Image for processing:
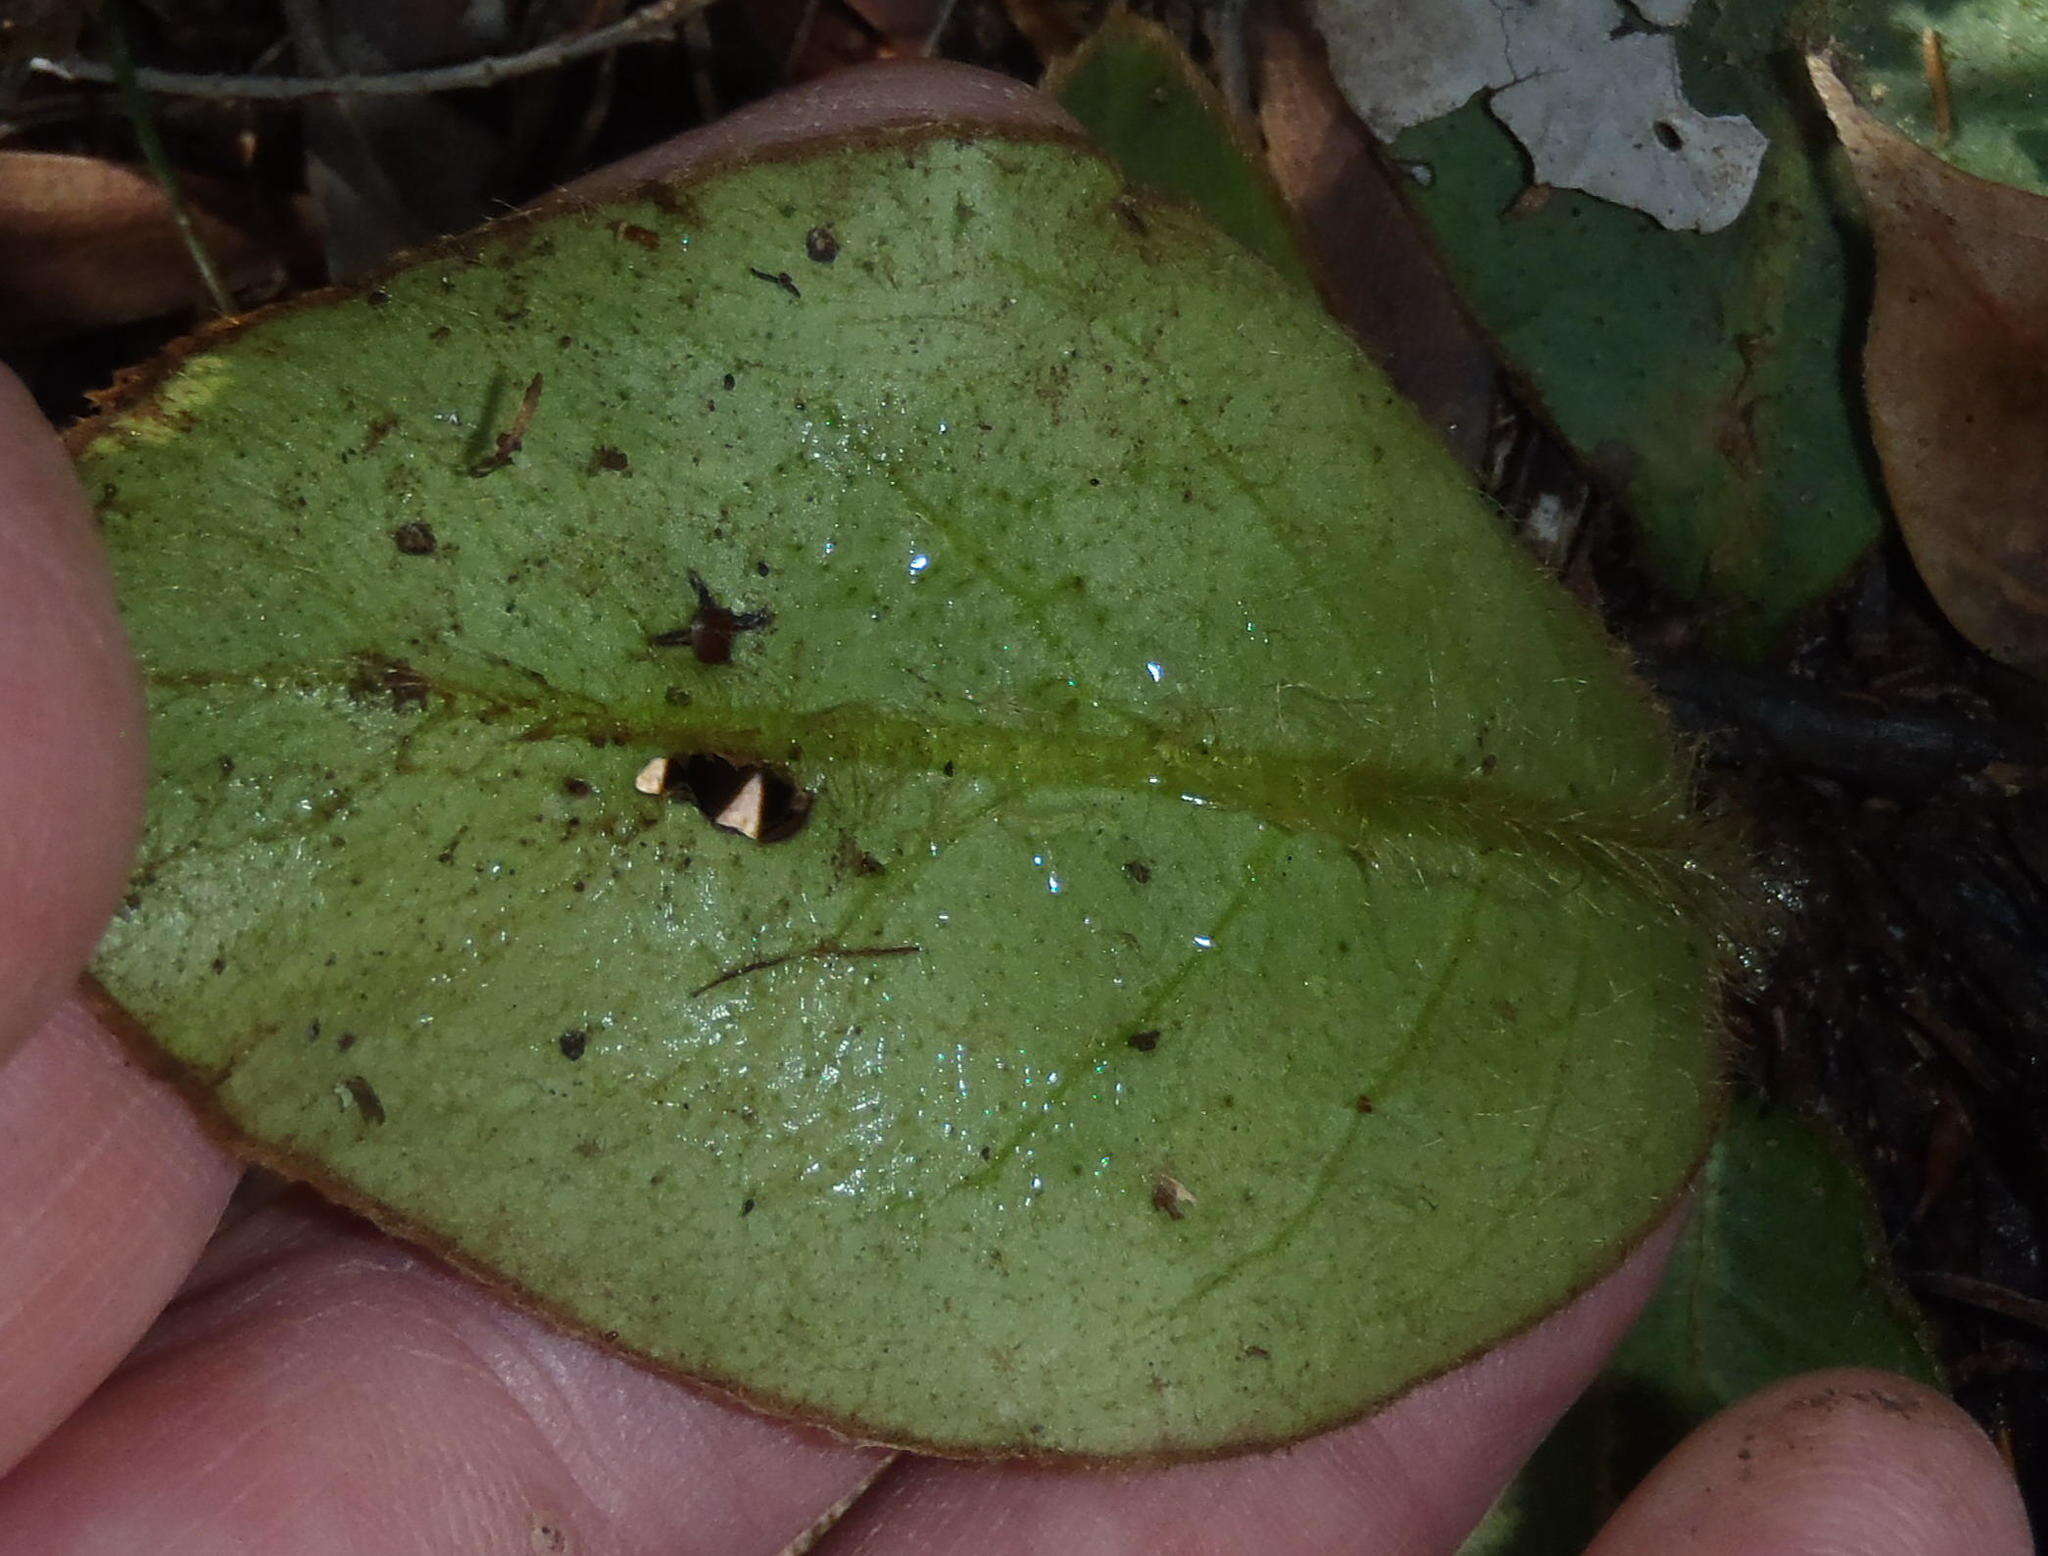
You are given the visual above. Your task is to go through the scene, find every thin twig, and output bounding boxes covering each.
[1206,0,1253,116]
[103,0,235,315]
[283,0,421,269]
[556,43,619,176]
[921,0,962,58]
[690,942,920,1000]
[31,0,711,100]
[683,7,719,122]
[781,0,822,79]
[1921,27,1955,145]
[1913,1271,2048,1334]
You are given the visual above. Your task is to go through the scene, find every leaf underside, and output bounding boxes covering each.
[81,125,1721,1459]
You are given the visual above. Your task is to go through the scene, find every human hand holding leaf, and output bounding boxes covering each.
[0,54,2023,1547]
[75,50,1721,1458]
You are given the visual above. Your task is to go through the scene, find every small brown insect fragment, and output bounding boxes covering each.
[392,521,437,555]
[614,222,660,251]
[805,225,839,263]
[469,373,544,477]
[649,570,773,665]
[343,1075,386,1125]
[1152,1174,1195,1220]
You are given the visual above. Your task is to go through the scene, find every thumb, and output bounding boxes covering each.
[0,366,146,1065]
[1588,1368,2032,1555]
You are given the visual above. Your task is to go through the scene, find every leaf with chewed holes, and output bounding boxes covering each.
[78,118,1724,1458]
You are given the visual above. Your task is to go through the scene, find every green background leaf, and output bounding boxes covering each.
[1046,8,1315,289]
[1461,1098,1941,1552]
[1829,0,2048,195]
[1386,0,1885,653]
[81,125,1719,1457]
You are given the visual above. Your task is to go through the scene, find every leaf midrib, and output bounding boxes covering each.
[150,660,1700,905]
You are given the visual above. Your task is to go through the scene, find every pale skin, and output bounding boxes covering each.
[0,62,2029,1555]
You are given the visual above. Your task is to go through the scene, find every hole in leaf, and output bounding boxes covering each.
[1653,120,1684,151]
[660,753,813,843]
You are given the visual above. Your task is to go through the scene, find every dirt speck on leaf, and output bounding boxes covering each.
[1153,1173,1195,1219]
[392,521,437,555]
[748,266,801,299]
[347,654,431,713]
[342,1075,386,1124]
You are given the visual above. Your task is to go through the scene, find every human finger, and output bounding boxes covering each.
[0,1001,237,1474]
[0,365,146,1068]
[1585,1367,2031,1556]
[0,1194,892,1555]
[816,1214,1684,1554]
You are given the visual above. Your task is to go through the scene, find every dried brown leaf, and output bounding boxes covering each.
[0,152,282,344]
[1000,0,1097,61]
[1811,57,2048,677]
[1254,1,1494,470]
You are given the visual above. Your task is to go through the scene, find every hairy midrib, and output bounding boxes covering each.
[148,662,1707,906]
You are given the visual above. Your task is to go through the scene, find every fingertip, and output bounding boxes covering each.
[558,59,1082,205]
[0,1001,237,1473]
[1588,1367,2032,1556]
[0,367,147,1067]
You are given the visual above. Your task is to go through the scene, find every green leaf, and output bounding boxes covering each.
[1461,1098,1940,1552]
[1828,0,2048,197]
[1339,0,1888,653]
[1313,0,2048,649]
[1046,8,1315,289]
[80,123,1722,1458]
